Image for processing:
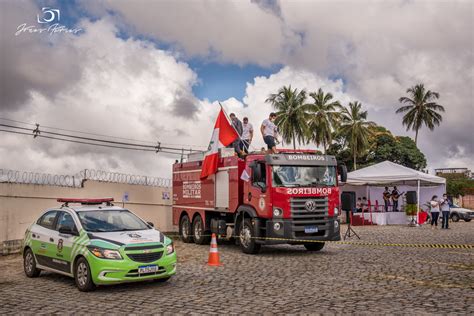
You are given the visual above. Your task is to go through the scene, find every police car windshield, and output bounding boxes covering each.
[77,209,149,232]
[272,165,336,187]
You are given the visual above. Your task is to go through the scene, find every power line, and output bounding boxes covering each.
[0,129,184,155]
[0,117,207,149]
[0,123,205,154]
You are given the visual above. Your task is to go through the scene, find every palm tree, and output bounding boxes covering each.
[396,83,445,145]
[338,101,376,170]
[265,85,309,149]
[307,88,342,153]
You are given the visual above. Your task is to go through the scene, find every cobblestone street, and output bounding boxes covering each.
[1,223,473,314]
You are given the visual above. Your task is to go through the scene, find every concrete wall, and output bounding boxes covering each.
[0,180,174,254]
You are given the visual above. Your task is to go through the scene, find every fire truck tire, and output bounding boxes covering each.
[192,215,211,245]
[304,242,325,251]
[239,218,261,254]
[179,214,193,243]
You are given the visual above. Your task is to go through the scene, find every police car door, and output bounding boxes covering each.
[30,210,59,268]
[49,211,79,273]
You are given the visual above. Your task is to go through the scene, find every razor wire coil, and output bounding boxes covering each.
[0,168,171,188]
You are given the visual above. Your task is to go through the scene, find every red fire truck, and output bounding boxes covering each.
[172,149,347,254]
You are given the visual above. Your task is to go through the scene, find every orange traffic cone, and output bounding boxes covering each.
[207,233,221,266]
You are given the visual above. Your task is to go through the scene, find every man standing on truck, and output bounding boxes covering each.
[241,117,253,154]
[229,113,244,156]
[261,112,278,154]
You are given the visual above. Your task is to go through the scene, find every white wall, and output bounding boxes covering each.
[0,180,174,246]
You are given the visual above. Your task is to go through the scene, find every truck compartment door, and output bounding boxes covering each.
[215,170,229,208]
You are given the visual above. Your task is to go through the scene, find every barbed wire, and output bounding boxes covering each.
[0,168,172,188]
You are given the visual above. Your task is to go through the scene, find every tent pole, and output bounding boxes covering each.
[416,180,420,227]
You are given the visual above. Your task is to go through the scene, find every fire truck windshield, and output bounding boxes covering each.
[272,165,336,187]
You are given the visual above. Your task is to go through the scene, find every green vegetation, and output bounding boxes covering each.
[442,175,474,197]
[267,84,432,171]
[396,83,445,145]
[265,85,309,149]
[306,88,342,153]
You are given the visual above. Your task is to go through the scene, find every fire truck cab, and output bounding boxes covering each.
[172,149,347,254]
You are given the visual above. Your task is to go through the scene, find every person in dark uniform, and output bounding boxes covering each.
[229,113,244,157]
[383,186,391,212]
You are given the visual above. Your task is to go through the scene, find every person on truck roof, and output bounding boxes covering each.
[229,113,245,157]
[261,112,278,154]
[241,117,253,154]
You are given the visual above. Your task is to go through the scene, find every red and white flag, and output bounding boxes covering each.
[200,109,238,180]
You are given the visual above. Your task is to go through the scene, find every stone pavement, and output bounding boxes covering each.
[0,222,473,314]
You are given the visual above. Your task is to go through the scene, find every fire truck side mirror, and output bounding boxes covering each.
[338,164,348,183]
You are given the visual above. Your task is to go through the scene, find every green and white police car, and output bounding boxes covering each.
[22,198,177,291]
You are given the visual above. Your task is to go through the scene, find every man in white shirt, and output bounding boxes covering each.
[241,117,253,154]
[261,113,278,154]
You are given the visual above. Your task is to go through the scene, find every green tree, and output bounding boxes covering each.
[397,83,445,145]
[307,88,342,153]
[338,101,376,170]
[395,136,427,170]
[266,85,309,149]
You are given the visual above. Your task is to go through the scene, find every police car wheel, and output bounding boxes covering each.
[23,248,41,278]
[239,219,261,254]
[304,242,325,251]
[74,257,96,292]
[179,215,193,243]
[193,215,211,245]
[451,213,460,222]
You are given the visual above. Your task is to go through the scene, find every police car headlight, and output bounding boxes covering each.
[273,208,283,217]
[166,243,175,255]
[334,207,339,216]
[87,246,122,260]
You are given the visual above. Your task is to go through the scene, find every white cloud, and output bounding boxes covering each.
[82,0,294,66]
[2,0,473,176]
[0,17,216,178]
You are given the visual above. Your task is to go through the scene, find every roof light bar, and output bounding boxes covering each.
[57,198,114,205]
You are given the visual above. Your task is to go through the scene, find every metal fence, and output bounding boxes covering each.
[0,168,171,188]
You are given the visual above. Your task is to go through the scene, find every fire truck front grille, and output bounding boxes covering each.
[290,197,329,232]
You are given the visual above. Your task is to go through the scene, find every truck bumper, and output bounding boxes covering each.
[262,218,341,244]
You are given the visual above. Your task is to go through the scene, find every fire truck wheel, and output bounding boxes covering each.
[193,215,211,245]
[304,242,325,251]
[179,214,193,243]
[239,218,261,254]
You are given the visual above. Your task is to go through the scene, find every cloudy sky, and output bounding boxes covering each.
[0,0,473,179]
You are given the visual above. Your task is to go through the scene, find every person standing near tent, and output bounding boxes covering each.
[261,112,278,154]
[430,195,440,229]
[440,193,450,229]
[391,186,401,212]
[383,187,391,212]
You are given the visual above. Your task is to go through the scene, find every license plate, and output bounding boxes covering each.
[305,226,318,233]
[138,265,158,274]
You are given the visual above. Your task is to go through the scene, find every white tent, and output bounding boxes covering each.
[345,161,446,225]
[347,161,446,186]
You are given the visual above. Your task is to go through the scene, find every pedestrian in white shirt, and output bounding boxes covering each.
[429,195,440,229]
[440,194,450,229]
[261,113,278,154]
[241,117,253,154]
